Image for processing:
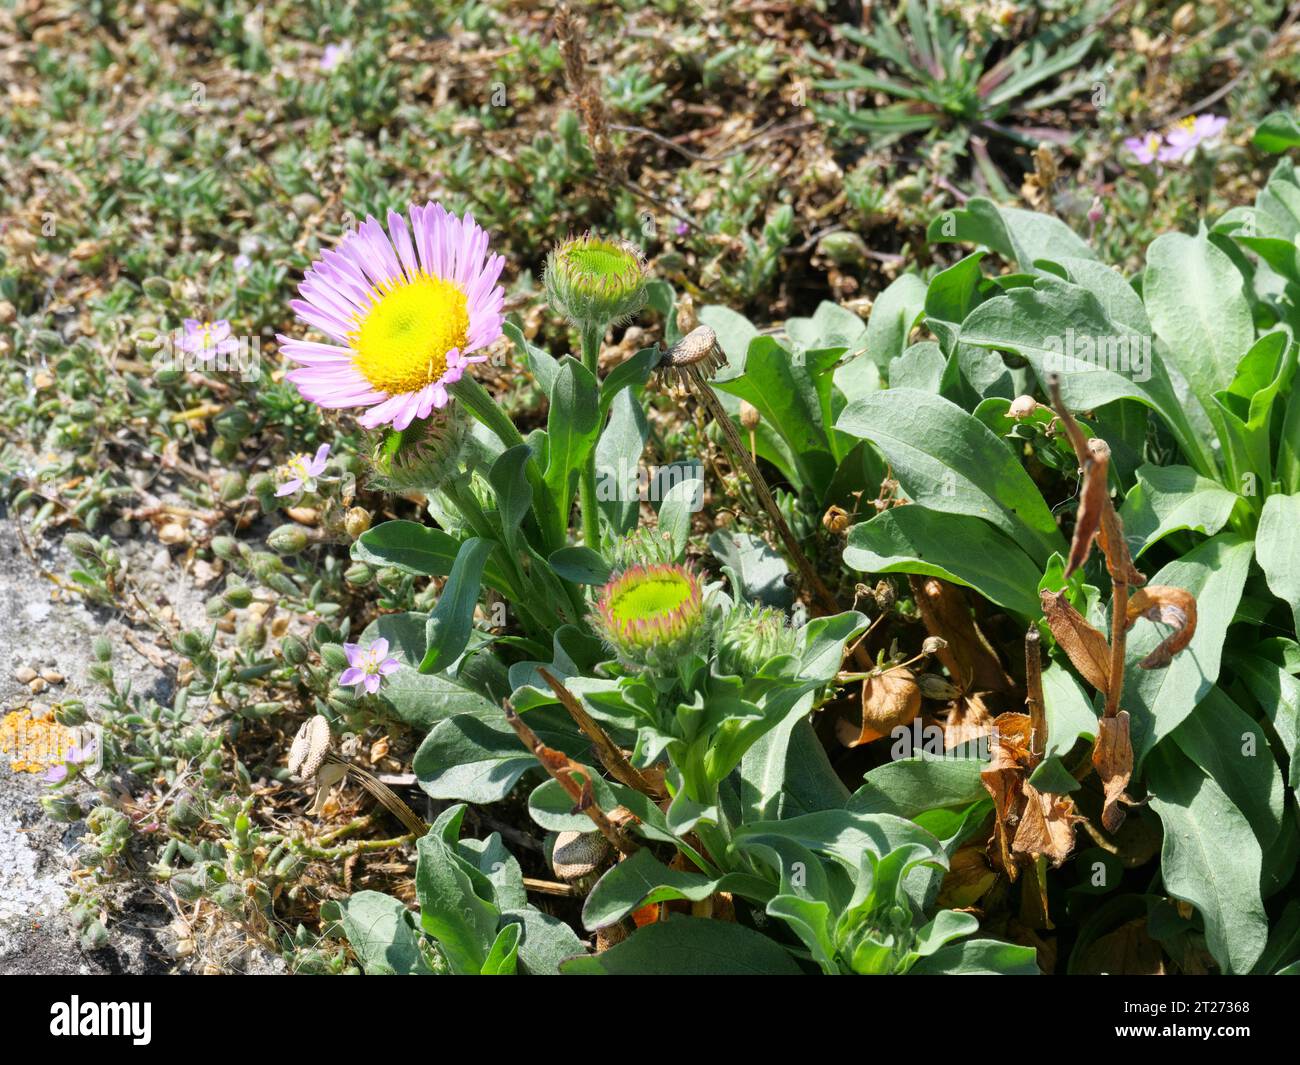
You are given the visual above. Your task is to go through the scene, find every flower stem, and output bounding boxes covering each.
[578,321,604,551]
[449,375,563,551]
[450,375,526,450]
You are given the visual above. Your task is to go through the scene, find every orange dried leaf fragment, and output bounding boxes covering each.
[1039,589,1111,694]
[1093,711,1136,832]
[1126,585,1197,669]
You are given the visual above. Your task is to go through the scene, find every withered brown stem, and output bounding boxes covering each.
[681,366,841,617]
[539,667,665,800]
[1024,628,1046,768]
[327,755,428,839]
[503,703,639,856]
[1047,376,1139,719]
[522,877,580,897]
[1104,578,1129,719]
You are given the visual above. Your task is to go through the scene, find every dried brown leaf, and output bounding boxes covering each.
[1127,585,1197,669]
[910,576,1011,693]
[1040,589,1111,693]
[944,692,995,751]
[1013,783,1084,867]
[1065,439,1109,579]
[1098,505,1146,587]
[1093,711,1136,832]
[981,712,1033,877]
[843,667,921,747]
[937,845,998,909]
[1074,917,1166,975]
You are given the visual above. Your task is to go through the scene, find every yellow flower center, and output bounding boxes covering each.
[610,572,695,626]
[350,275,470,394]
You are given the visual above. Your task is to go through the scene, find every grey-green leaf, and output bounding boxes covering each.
[332,891,435,975]
[1257,492,1300,636]
[560,916,804,975]
[844,505,1042,615]
[1122,533,1254,766]
[420,538,494,674]
[1144,230,1253,404]
[1146,742,1269,975]
[836,388,1065,564]
[1118,464,1240,558]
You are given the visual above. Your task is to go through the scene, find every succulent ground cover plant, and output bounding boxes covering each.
[2,0,1300,985]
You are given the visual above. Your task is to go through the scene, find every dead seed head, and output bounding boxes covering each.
[288,715,333,781]
[660,325,727,381]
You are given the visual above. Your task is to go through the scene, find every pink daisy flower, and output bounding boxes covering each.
[277,204,505,432]
[181,318,240,361]
[1122,131,1164,166]
[275,443,331,497]
[1160,113,1228,162]
[320,42,352,71]
[338,638,400,695]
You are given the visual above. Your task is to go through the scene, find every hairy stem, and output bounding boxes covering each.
[449,375,564,551]
[578,321,604,551]
[684,367,840,615]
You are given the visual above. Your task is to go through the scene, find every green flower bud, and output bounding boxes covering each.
[319,643,349,670]
[817,230,869,267]
[281,635,309,665]
[167,793,203,830]
[544,233,648,331]
[344,561,373,587]
[69,400,97,422]
[366,407,467,494]
[211,535,242,562]
[212,883,245,913]
[214,406,254,442]
[33,329,63,354]
[53,700,87,726]
[40,794,85,822]
[592,562,707,669]
[223,582,253,609]
[275,853,306,880]
[92,635,114,662]
[155,367,184,386]
[237,622,266,651]
[218,471,247,502]
[240,700,283,719]
[717,604,799,675]
[212,436,240,463]
[251,552,282,580]
[142,276,172,298]
[174,630,209,657]
[64,532,99,560]
[79,920,110,951]
[247,471,275,498]
[170,873,204,901]
[268,524,309,555]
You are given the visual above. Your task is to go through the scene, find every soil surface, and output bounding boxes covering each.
[0,514,177,972]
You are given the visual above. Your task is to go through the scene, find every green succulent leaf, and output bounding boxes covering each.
[560,916,804,975]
